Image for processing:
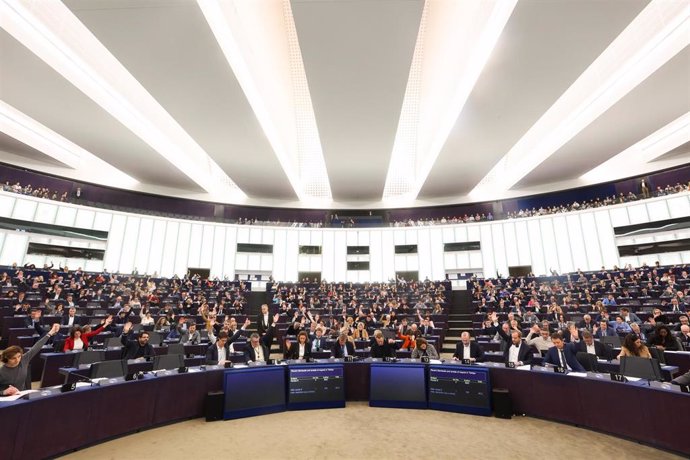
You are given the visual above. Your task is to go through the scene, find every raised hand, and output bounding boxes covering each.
[49,323,61,335]
[123,321,133,333]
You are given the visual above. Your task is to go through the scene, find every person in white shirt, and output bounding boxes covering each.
[525,325,554,352]
[287,331,311,360]
[245,333,269,363]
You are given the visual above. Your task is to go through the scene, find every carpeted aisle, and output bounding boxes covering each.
[61,402,684,460]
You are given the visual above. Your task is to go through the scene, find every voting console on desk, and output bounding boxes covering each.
[369,363,427,409]
[287,364,345,410]
[223,366,286,420]
[427,365,492,416]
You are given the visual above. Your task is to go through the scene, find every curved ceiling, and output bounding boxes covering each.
[0,0,688,209]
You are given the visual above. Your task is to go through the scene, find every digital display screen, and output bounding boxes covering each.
[288,364,345,409]
[223,366,286,419]
[369,363,427,409]
[428,365,491,415]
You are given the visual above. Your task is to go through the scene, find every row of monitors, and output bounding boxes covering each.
[222,364,491,419]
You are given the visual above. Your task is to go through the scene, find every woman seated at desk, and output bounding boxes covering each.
[410,338,439,360]
[617,333,651,359]
[63,316,113,352]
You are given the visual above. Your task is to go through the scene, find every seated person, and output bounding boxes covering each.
[524,325,554,352]
[286,331,311,360]
[1,323,60,395]
[179,322,201,345]
[452,331,484,362]
[120,322,154,361]
[647,324,679,351]
[502,331,532,366]
[574,331,609,359]
[352,322,369,341]
[245,333,270,364]
[543,332,585,372]
[610,316,632,335]
[63,316,112,352]
[593,320,615,338]
[617,333,652,359]
[206,331,232,365]
[397,327,418,351]
[410,338,439,360]
[310,327,327,352]
[370,330,398,359]
[330,333,355,358]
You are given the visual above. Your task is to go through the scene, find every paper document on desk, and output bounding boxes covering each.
[517,365,531,371]
[429,359,443,364]
[567,372,588,378]
[0,389,37,401]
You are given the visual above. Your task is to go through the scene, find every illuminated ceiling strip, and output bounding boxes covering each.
[0,0,245,200]
[470,0,690,199]
[581,112,690,183]
[383,0,518,202]
[198,0,332,202]
[0,101,138,187]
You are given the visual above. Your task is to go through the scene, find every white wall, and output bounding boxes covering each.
[0,191,688,280]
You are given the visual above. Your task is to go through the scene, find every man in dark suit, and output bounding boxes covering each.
[574,331,610,359]
[330,333,355,358]
[543,332,585,372]
[452,332,484,362]
[593,320,616,339]
[61,307,81,327]
[418,317,434,336]
[577,314,595,333]
[369,330,397,358]
[120,322,154,361]
[502,331,532,366]
[206,331,232,365]
[256,304,272,336]
[245,333,270,363]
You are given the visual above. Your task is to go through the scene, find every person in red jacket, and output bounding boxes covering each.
[63,316,113,352]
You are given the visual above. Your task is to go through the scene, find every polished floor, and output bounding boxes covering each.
[62,402,683,460]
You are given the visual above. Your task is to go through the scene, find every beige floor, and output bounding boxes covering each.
[62,402,683,460]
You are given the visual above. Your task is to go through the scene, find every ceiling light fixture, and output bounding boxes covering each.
[0,0,245,200]
[0,101,139,188]
[382,0,518,203]
[581,112,690,183]
[470,0,690,200]
[198,0,332,203]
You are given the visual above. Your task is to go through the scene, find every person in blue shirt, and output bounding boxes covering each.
[602,294,617,307]
[610,316,632,334]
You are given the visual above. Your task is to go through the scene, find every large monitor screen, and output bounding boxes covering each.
[287,364,345,410]
[223,366,286,419]
[369,363,427,409]
[428,365,491,415]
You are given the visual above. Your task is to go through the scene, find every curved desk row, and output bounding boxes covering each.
[1,360,688,459]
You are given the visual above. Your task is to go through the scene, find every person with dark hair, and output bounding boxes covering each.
[120,322,154,361]
[617,333,651,359]
[575,331,609,359]
[206,331,232,365]
[502,330,532,366]
[1,323,60,395]
[543,332,585,372]
[63,316,112,352]
[245,333,270,363]
[331,333,355,358]
[647,324,679,351]
[410,337,439,359]
[286,331,311,360]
